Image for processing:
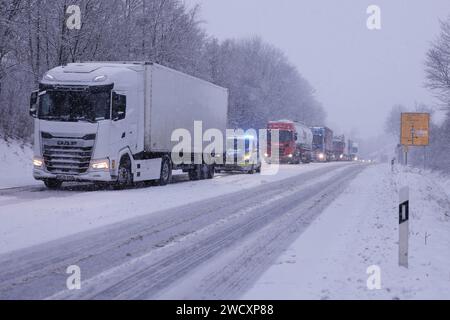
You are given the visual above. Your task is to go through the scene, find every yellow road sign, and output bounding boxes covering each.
[401,113,430,146]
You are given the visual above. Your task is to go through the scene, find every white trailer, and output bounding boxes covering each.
[30,62,228,189]
[293,122,313,152]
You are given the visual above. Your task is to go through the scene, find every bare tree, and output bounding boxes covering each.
[0,0,326,140]
[385,104,406,138]
[0,0,22,95]
[425,16,450,108]
[202,37,326,129]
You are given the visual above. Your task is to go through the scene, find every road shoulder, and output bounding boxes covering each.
[243,164,450,300]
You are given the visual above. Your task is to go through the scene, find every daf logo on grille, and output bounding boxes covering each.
[57,141,77,146]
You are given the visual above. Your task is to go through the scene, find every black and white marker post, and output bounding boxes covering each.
[399,187,410,268]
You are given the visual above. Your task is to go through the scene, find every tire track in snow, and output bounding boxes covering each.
[0,163,362,300]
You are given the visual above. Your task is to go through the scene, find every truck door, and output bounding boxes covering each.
[111,91,131,157]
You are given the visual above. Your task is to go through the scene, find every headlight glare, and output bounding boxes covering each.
[33,157,44,168]
[91,159,110,170]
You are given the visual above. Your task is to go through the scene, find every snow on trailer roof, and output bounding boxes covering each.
[65,61,229,92]
[41,62,142,86]
[269,120,309,126]
[269,119,294,123]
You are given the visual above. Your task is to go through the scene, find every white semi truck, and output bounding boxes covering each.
[29,62,228,189]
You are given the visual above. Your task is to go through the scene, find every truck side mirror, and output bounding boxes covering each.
[294,133,298,141]
[30,91,38,118]
[112,92,126,121]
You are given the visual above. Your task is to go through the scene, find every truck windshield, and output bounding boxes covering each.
[313,135,323,145]
[38,90,111,122]
[228,138,251,152]
[268,130,293,143]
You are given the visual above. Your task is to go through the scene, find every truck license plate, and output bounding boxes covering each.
[57,175,75,181]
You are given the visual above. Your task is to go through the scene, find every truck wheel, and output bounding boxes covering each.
[247,165,256,174]
[159,156,172,186]
[189,165,202,181]
[116,157,133,189]
[207,165,215,179]
[44,179,62,189]
[201,164,210,180]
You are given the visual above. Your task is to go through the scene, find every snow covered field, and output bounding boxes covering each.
[0,139,37,188]
[244,164,450,300]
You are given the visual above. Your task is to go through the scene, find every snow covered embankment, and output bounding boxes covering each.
[244,164,450,300]
[0,139,36,189]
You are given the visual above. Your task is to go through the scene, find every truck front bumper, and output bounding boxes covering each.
[264,155,295,164]
[218,163,257,172]
[33,168,114,183]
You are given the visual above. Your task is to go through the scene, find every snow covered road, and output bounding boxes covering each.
[0,162,365,300]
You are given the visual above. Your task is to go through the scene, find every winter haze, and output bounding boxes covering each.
[1,0,450,302]
[185,0,450,138]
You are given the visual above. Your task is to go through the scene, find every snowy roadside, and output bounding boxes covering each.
[243,164,450,300]
[0,139,38,189]
[0,161,348,255]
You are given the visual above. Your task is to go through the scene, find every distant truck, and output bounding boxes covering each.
[266,120,313,164]
[217,134,261,174]
[348,140,359,161]
[311,126,333,162]
[29,62,228,189]
[332,135,346,161]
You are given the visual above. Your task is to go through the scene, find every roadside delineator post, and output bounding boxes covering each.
[399,187,409,268]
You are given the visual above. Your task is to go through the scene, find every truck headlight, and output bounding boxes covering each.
[319,153,325,160]
[33,157,44,168]
[288,154,293,158]
[244,153,252,161]
[91,159,110,170]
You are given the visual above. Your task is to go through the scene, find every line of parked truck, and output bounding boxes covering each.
[266,120,359,164]
[29,62,359,189]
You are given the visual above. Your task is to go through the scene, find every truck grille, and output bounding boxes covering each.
[41,133,96,175]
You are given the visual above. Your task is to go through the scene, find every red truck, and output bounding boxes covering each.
[266,120,313,164]
[332,135,347,161]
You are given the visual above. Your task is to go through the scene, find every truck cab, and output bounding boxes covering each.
[311,126,333,162]
[332,135,346,161]
[266,120,313,164]
[348,140,360,161]
[30,63,140,188]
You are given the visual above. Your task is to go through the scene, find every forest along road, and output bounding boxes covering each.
[0,163,366,300]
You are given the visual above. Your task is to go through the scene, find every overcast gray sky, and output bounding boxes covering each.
[185,0,449,139]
